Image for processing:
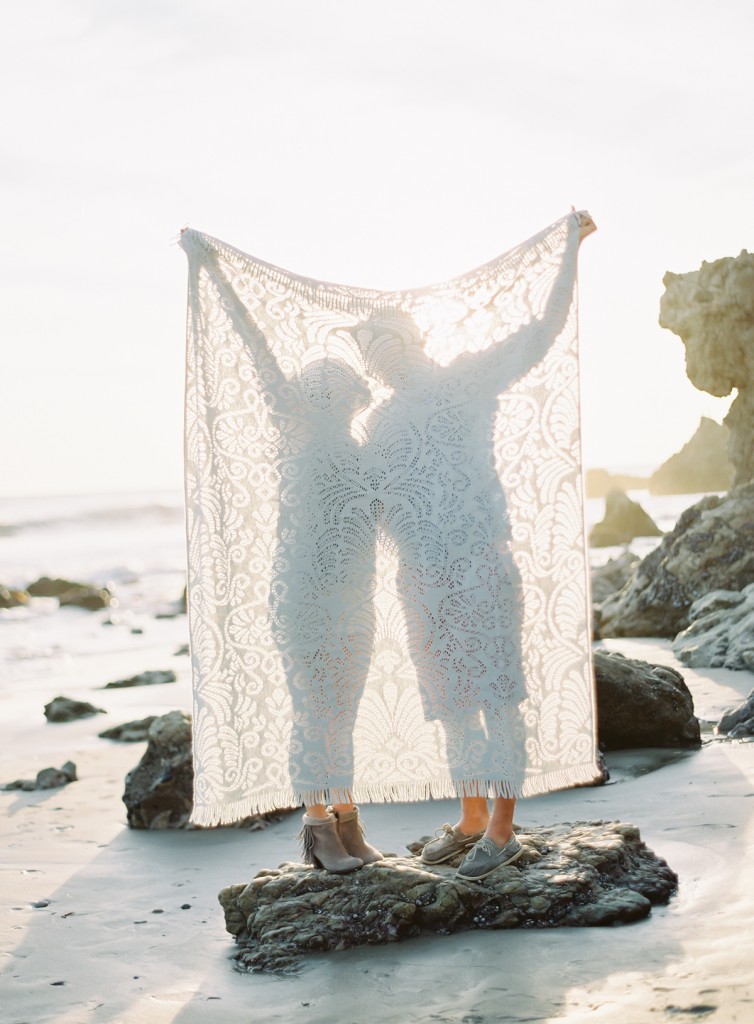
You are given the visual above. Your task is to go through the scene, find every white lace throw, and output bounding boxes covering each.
[179,212,599,825]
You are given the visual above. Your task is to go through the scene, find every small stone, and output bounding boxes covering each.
[31,900,50,908]
[181,904,191,910]
[44,697,106,723]
[104,670,176,689]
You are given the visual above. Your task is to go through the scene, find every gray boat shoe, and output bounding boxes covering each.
[420,823,485,865]
[456,834,523,881]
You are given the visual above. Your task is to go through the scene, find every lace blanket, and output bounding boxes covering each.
[179,212,599,824]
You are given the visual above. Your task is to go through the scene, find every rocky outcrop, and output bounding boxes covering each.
[103,670,176,689]
[660,250,754,488]
[121,710,287,829]
[590,552,639,606]
[594,651,700,749]
[0,585,29,609]
[598,484,754,638]
[589,490,662,548]
[716,690,754,738]
[673,585,754,671]
[649,417,732,495]
[27,576,111,610]
[218,820,677,973]
[44,696,106,722]
[2,762,77,791]
[99,717,157,742]
[123,711,194,829]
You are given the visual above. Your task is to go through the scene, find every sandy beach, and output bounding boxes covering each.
[2,603,753,1023]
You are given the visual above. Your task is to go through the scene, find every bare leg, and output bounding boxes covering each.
[456,796,515,845]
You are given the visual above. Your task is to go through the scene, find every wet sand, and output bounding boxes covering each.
[2,630,753,1023]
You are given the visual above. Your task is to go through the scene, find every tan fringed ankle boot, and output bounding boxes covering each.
[298,812,363,873]
[331,806,384,865]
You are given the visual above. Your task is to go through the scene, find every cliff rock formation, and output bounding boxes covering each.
[598,483,754,638]
[660,250,754,488]
[649,417,732,495]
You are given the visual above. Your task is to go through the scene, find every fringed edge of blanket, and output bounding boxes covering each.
[189,760,602,827]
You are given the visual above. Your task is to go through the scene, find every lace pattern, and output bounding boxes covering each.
[180,212,599,823]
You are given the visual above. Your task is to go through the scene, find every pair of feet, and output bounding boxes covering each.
[421,823,523,880]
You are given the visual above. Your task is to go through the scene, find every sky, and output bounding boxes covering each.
[1,0,752,497]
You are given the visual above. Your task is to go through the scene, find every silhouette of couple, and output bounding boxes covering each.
[209,241,577,802]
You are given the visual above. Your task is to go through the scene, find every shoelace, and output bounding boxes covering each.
[464,837,499,862]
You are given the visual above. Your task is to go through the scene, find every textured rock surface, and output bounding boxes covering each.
[591,552,640,607]
[598,484,754,638]
[594,650,700,750]
[716,689,754,738]
[123,711,194,828]
[99,717,157,742]
[589,490,662,548]
[27,575,111,610]
[218,820,677,973]
[649,417,732,495]
[673,584,754,671]
[2,761,77,791]
[104,670,176,689]
[660,250,754,487]
[44,696,106,722]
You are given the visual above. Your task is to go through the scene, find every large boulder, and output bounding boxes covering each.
[593,650,700,750]
[123,711,194,829]
[716,690,754,738]
[589,490,662,548]
[219,820,677,973]
[598,484,754,638]
[649,417,732,495]
[673,584,754,671]
[122,711,287,829]
[590,551,639,606]
[660,250,754,488]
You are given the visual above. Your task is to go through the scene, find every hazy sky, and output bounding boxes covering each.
[2,0,752,497]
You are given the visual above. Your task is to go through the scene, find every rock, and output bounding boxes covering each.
[2,762,77,791]
[589,490,662,548]
[218,820,677,973]
[660,249,754,488]
[26,576,112,610]
[590,551,640,606]
[99,717,157,742]
[594,650,700,750]
[586,469,649,499]
[174,643,190,656]
[650,417,732,495]
[123,711,194,829]
[103,670,176,689]
[598,484,754,638]
[716,689,754,738]
[122,711,295,829]
[673,584,754,671]
[0,585,29,609]
[44,696,106,722]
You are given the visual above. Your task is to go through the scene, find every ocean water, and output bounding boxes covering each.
[0,486,720,694]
